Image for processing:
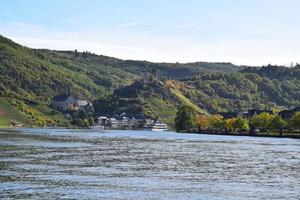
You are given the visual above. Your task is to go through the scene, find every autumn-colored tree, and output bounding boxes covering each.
[225,118,236,132]
[197,115,209,131]
[208,114,224,131]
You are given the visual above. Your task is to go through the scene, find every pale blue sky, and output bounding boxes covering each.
[1,0,300,65]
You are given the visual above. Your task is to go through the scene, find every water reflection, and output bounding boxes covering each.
[0,129,299,199]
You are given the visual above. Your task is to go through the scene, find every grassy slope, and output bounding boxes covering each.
[0,98,29,126]
[165,80,207,114]
[142,97,177,128]
[140,82,208,128]
[170,88,205,113]
[0,98,67,127]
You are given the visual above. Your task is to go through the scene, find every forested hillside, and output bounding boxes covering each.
[0,35,136,102]
[180,69,300,113]
[0,34,299,127]
[0,35,241,102]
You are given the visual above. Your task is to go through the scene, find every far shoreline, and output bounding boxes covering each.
[1,127,300,139]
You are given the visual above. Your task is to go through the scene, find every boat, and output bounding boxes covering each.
[149,120,168,131]
[89,125,105,129]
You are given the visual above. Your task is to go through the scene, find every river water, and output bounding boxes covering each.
[0,129,299,199]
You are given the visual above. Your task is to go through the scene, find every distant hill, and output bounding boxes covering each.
[0,35,136,102]
[0,35,242,102]
[0,34,299,127]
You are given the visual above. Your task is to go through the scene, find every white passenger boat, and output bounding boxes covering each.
[89,125,105,129]
[150,120,168,131]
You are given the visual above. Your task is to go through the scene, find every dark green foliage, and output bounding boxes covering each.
[71,110,94,127]
[242,64,300,80]
[175,105,197,132]
[269,116,287,136]
[290,112,300,130]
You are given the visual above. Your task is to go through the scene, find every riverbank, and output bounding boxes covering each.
[180,130,300,139]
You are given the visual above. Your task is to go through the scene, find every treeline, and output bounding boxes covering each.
[241,64,300,80]
[180,68,300,113]
[175,105,300,137]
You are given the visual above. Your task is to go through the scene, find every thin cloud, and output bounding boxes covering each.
[111,21,142,29]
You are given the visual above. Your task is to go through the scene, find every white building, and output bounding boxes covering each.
[77,100,88,109]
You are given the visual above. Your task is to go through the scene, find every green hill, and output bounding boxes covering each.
[0,35,242,103]
[0,35,136,102]
[0,34,299,127]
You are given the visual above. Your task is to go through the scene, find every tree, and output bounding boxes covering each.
[225,118,236,132]
[71,110,94,128]
[269,116,287,136]
[290,112,300,130]
[208,114,223,131]
[197,115,209,131]
[234,117,249,132]
[175,105,197,132]
[74,49,79,57]
[250,112,275,134]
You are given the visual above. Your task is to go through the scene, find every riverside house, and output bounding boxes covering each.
[95,114,148,129]
[51,94,93,112]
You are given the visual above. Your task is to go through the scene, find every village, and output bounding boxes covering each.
[50,94,168,131]
[49,93,300,133]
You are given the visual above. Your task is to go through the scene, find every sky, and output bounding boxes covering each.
[1,0,300,66]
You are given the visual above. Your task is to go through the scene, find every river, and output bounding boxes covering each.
[0,128,299,199]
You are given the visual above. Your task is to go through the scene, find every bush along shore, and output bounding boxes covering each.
[175,105,300,138]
